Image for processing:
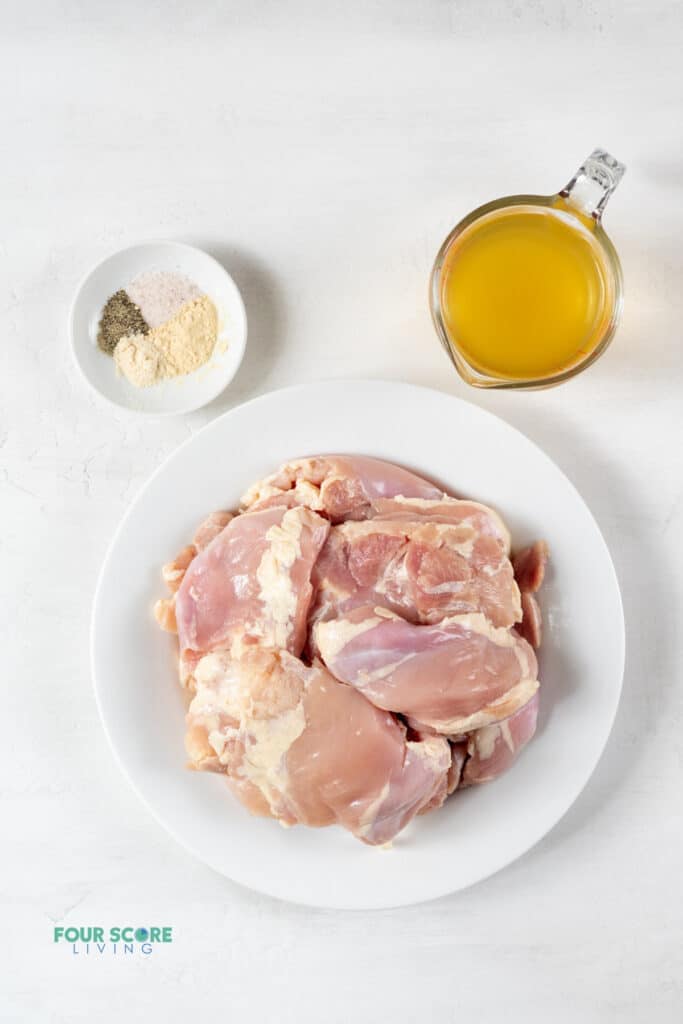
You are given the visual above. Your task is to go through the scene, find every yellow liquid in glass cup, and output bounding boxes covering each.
[430,151,625,388]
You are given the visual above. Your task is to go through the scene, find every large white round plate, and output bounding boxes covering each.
[70,241,247,416]
[91,380,624,908]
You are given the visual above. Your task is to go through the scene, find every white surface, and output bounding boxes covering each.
[71,241,247,415]
[1,0,682,1019]
[92,381,624,909]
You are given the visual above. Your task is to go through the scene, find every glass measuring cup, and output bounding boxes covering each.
[430,150,626,389]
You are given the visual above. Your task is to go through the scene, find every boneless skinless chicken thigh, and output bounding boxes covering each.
[155,455,549,846]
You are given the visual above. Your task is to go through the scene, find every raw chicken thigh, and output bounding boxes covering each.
[175,505,329,657]
[156,454,549,846]
[314,607,538,733]
[185,646,450,845]
[241,454,443,522]
[310,499,520,631]
[512,540,549,649]
[459,692,540,787]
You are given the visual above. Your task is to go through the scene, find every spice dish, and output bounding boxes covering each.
[70,242,247,415]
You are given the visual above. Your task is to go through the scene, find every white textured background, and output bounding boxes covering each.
[2,1,682,1020]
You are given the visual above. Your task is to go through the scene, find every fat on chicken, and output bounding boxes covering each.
[185,646,451,845]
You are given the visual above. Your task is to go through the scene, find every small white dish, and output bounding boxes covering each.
[70,241,247,415]
[91,381,625,909]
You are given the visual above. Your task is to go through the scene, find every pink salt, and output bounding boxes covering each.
[125,271,202,328]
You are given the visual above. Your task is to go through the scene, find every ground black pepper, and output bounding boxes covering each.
[97,290,149,355]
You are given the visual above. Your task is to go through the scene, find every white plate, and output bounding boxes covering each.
[70,241,247,415]
[91,380,624,908]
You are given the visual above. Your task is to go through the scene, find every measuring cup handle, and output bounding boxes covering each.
[560,149,626,221]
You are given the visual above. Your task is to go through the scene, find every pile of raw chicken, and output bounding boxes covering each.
[155,456,548,847]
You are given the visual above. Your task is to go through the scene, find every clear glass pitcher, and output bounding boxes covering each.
[430,150,626,389]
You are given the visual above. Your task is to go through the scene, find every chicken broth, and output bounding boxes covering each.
[438,203,615,381]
